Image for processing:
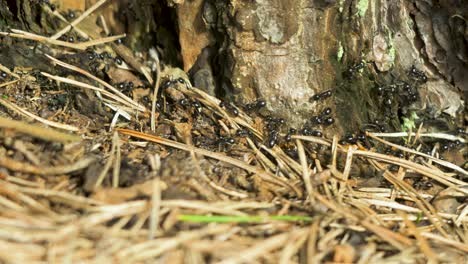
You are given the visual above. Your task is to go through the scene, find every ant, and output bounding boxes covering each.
[265,116,285,130]
[408,65,427,82]
[310,90,333,101]
[284,128,298,142]
[245,99,266,111]
[219,101,239,116]
[345,61,366,79]
[301,126,322,137]
[267,130,279,148]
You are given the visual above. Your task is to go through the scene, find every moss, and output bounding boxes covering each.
[357,0,369,18]
[337,42,344,61]
[401,112,419,132]
[338,0,345,13]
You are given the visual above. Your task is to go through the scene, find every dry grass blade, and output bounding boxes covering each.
[148,179,162,239]
[159,200,249,216]
[420,232,468,252]
[112,132,121,188]
[0,63,20,79]
[279,229,309,264]
[45,55,146,112]
[0,116,80,143]
[353,149,467,187]
[117,128,301,196]
[339,145,356,194]
[150,51,161,131]
[0,30,87,50]
[370,131,465,143]
[74,34,125,49]
[41,72,132,110]
[313,192,414,250]
[398,211,438,262]
[118,224,231,262]
[42,5,89,39]
[296,139,313,200]
[367,132,468,176]
[0,156,94,176]
[0,79,19,88]
[217,231,291,264]
[51,0,108,40]
[94,137,116,189]
[0,97,79,131]
[381,171,450,236]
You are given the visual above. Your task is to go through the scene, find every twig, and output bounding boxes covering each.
[296,139,313,201]
[367,132,468,176]
[51,0,108,40]
[0,116,80,143]
[0,98,79,131]
[353,149,467,186]
[148,179,161,240]
[0,156,94,176]
[217,231,292,264]
[370,132,465,143]
[112,132,121,188]
[150,51,161,131]
[44,55,146,112]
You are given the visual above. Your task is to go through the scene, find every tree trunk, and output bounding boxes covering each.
[176,0,466,133]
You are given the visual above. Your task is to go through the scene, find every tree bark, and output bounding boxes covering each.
[176,0,466,133]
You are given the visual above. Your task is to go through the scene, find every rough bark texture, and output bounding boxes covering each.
[173,0,466,133]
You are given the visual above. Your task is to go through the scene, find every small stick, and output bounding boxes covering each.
[0,116,80,143]
[148,179,161,240]
[112,132,121,188]
[51,0,108,40]
[0,98,79,131]
[367,132,468,176]
[45,55,146,112]
[296,139,313,201]
[150,52,161,131]
[0,156,94,176]
[370,131,465,143]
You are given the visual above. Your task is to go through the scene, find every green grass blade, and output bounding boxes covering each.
[178,214,314,223]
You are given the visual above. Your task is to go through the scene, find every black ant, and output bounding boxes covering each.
[218,136,235,150]
[115,57,123,65]
[311,115,323,125]
[321,107,332,116]
[191,100,202,114]
[456,127,467,136]
[267,130,279,148]
[413,179,433,190]
[323,117,334,126]
[345,61,366,79]
[301,126,322,137]
[409,65,427,82]
[245,99,266,111]
[265,116,285,130]
[235,129,251,137]
[178,98,190,107]
[284,128,298,142]
[219,101,239,116]
[310,90,333,101]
